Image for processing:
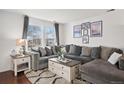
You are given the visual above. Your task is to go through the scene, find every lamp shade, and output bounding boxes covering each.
[16,39,26,46]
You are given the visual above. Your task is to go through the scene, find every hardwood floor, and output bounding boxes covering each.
[0,70,31,84]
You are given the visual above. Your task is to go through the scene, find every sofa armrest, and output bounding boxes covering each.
[119,56,124,70]
[27,51,40,70]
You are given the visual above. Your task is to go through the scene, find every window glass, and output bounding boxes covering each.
[45,26,56,46]
[27,25,56,47]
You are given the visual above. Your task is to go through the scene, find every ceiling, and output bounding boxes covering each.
[5,9,109,23]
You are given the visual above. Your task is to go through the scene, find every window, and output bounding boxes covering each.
[45,26,56,46]
[27,25,42,47]
[27,24,56,47]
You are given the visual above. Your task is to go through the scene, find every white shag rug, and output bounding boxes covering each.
[24,69,89,84]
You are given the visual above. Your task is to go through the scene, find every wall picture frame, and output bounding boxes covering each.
[90,21,102,37]
[81,22,90,36]
[82,29,88,35]
[82,35,89,44]
[73,25,82,38]
[81,22,90,29]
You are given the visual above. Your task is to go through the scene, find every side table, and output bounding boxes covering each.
[11,55,31,76]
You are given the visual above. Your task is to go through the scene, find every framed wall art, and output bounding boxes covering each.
[81,22,90,29]
[90,21,102,37]
[82,29,88,35]
[82,35,89,44]
[81,22,90,36]
[73,25,82,38]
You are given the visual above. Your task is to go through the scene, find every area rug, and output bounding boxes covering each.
[24,69,89,84]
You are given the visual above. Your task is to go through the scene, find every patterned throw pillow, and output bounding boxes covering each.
[39,47,47,57]
[45,47,53,56]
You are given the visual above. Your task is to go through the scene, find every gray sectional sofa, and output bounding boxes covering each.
[30,44,124,84]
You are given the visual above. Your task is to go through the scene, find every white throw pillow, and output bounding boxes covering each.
[108,52,122,65]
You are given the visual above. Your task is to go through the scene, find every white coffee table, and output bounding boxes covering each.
[48,58,81,82]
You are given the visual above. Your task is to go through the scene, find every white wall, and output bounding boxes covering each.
[0,11,64,72]
[64,10,124,50]
[0,10,24,72]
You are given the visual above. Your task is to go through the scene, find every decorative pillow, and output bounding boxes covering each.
[51,46,57,55]
[39,47,47,57]
[31,47,39,52]
[68,45,81,55]
[75,45,82,56]
[119,56,124,70]
[91,47,101,59]
[80,46,91,57]
[45,47,53,56]
[111,48,123,55]
[101,46,113,61]
[108,52,122,65]
[68,45,77,55]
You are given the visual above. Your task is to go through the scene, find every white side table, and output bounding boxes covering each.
[11,55,31,76]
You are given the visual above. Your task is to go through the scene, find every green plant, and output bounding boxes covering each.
[56,47,65,60]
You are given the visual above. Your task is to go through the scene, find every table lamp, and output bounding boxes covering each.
[16,39,26,55]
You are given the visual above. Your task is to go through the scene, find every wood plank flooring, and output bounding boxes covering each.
[0,70,31,84]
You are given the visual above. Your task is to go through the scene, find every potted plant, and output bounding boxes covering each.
[57,46,65,60]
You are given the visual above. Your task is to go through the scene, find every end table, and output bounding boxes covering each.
[11,55,31,76]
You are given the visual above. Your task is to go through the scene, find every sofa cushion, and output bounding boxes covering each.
[39,55,57,63]
[101,46,113,61]
[79,59,106,73]
[64,54,93,62]
[91,47,101,59]
[45,47,53,56]
[68,45,82,56]
[80,46,91,57]
[65,54,80,60]
[39,47,47,57]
